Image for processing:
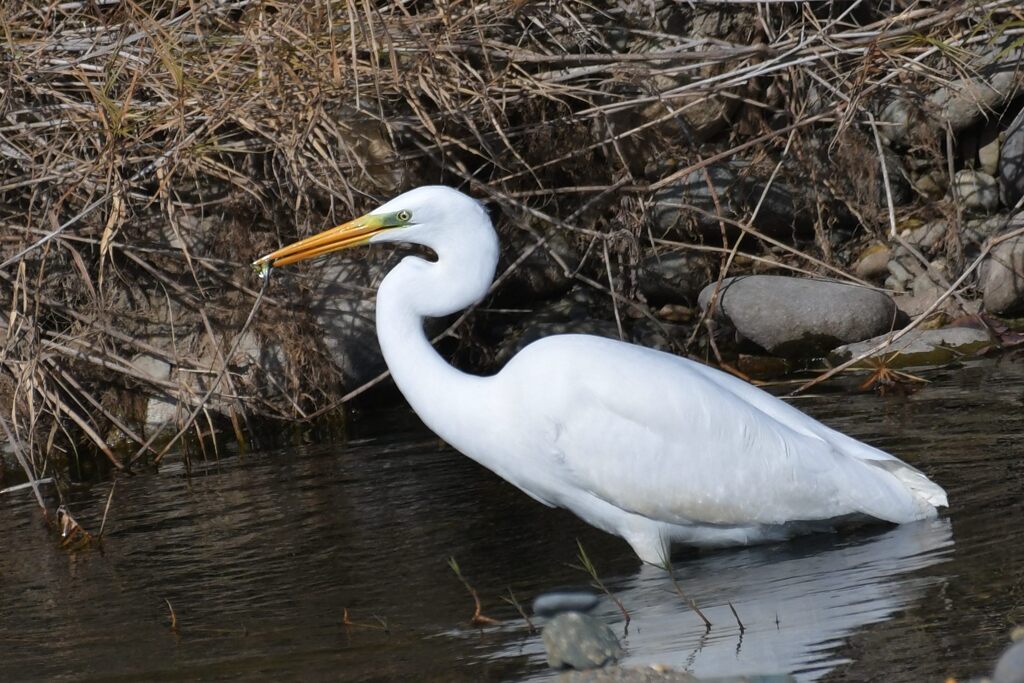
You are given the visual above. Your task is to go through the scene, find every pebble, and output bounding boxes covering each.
[954,170,1000,213]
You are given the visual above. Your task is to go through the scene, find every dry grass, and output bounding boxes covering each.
[0,0,1020,512]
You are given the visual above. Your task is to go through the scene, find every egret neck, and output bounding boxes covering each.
[371,210,500,453]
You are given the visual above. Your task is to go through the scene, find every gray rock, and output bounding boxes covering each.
[533,590,600,618]
[928,44,1024,132]
[980,133,1001,177]
[698,275,905,358]
[131,354,178,432]
[954,170,1001,213]
[830,326,992,369]
[652,163,845,241]
[639,253,712,304]
[982,234,1024,314]
[880,46,1022,147]
[901,221,948,252]
[543,611,623,670]
[1001,107,1024,207]
[993,630,1024,683]
[877,97,919,146]
[853,244,892,280]
[131,354,171,382]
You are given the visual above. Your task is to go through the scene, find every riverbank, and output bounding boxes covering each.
[1,2,1022,510]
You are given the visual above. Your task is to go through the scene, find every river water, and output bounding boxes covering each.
[1,356,1022,681]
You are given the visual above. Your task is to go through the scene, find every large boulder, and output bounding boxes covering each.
[982,233,1024,314]
[698,275,905,357]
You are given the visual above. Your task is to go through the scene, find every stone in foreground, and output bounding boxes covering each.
[993,628,1024,683]
[829,326,993,369]
[543,611,623,670]
[698,276,904,358]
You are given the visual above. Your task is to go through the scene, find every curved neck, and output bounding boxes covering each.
[374,229,499,449]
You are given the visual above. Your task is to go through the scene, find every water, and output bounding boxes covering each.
[2,356,1023,681]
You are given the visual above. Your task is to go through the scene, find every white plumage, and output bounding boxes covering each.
[257,185,948,565]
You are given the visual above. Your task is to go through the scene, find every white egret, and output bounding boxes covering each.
[255,186,947,565]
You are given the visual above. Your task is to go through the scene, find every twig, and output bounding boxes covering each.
[447,557,500,627]
[572,540,630,627]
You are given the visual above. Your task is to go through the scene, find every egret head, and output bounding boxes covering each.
[254,185,489,270]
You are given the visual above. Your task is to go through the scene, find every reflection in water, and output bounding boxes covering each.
[513,520,953,681]
[0,358,1022,681]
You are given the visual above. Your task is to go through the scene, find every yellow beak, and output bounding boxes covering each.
[253,213,389,270]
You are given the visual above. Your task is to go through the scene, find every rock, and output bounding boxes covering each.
[928,44,1024,133]
[885,257,917,292]
[912,168,947,197]
[639,253,712,305]
[980,133,1001,177]
[542,611,623,670]
[1001,107,1024,207]
[533,590,600,618]
[993,628,1024,683]
[131,354,171,383]
[900,220,948,252]
[853,243,892,280]
[559,665,699,682]
[829,326,993,369]
[982,234,1024,314]
[698,275,905,358]
[652,162,847,241]
[954,170,1001,213]
[880,45,1022,147]
[130,354,178,432]
[877,97,919,146]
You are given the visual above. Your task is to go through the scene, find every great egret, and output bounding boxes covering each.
[254,186,947,565]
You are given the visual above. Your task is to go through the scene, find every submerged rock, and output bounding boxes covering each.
[829,326,993,369]
[543,611,623,670]
[698,275,904,358]
[982,234,1024,314]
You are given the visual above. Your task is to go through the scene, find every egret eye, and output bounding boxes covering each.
[396,210,412,223]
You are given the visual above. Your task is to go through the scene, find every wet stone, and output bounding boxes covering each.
[829,326,993,369]
[533,590,600,618]
[543,611,623,670]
